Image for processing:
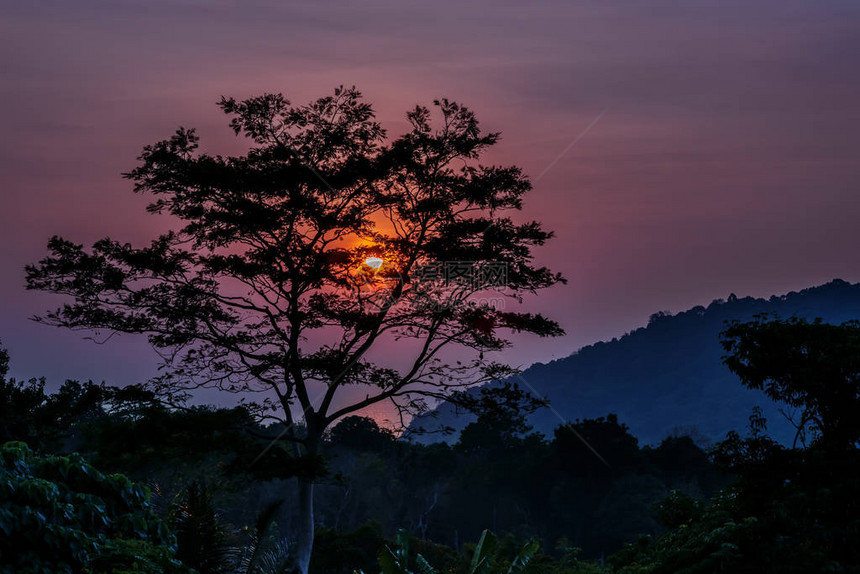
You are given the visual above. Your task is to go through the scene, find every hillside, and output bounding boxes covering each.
[411,279,860,445]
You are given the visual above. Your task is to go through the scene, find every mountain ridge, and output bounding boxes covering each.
[411,279,860,445]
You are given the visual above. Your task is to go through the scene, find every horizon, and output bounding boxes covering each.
[2,1,860,419]
[4,275,854,428]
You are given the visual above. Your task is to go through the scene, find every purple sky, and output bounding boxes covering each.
[2,1,860,417]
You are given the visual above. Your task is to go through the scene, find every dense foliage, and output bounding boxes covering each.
[609,317,860,573]
[1,342,721,571]
[0,442,188,574]
[2,312,859,571]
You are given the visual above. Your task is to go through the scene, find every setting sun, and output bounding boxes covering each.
[365,256,384,269]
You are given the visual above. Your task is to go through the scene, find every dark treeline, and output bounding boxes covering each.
[1,341,721,572]
[3,314,860,573]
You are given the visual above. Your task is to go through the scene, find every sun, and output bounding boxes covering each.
[365,256,384,269]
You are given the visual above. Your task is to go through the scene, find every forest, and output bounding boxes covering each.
[3,314,860,573]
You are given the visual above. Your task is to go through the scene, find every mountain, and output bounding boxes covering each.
[410,279,860,446]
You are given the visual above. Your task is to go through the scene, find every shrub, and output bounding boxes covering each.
[0,441,190,573]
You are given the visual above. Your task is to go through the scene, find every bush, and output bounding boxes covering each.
[0,441,190,573]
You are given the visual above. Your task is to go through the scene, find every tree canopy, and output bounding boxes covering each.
[26,86,563,438]
[721,316,860,450]
[25,86,565,573]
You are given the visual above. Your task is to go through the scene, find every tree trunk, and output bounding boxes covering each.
[293,475,315,574]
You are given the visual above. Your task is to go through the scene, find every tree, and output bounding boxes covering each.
[721,316,860,451]
[610,317,860,572]
[454,382,546,455]
[0,341,110,452]
[0,342,48,446]
[25,86,564,573]
[328,415,396,452]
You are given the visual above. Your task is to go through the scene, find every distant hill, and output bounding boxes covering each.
[410,279,860,446]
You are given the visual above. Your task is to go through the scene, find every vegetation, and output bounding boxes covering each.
[361,528,539,574]
[413,279,860,445]
[6,85,860,572]
[609,316,860,573]
[1,343,718,572]
[25,87,564,573]
[3,308,860,572]
[0,441,189,574]
[722,315,860,451]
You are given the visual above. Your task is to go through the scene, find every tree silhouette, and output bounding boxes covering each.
[722,316,860,451]
[25,86,564,573]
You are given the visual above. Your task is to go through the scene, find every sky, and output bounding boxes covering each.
[2,0,860,418]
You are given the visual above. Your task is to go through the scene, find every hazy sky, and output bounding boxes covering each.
[2,1,859,416]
